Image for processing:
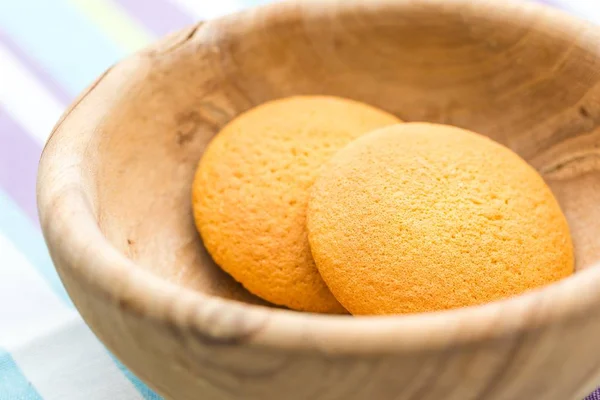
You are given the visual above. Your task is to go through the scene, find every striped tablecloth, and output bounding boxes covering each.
[0,0,599,399]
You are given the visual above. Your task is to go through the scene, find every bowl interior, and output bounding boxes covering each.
[88,0,600,311]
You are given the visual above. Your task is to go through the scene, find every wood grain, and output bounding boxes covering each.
[37,0,600,398]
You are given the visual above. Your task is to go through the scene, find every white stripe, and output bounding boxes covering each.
[0,233,143,399]
[0,233,76,350]
[11,320,145,400]
[170,0,243,19]
[0,43,64,144]
[552,0,600,26]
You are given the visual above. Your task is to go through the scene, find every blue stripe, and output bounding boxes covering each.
[112,357,163,400]
[0,190,71,306]
[2,2,181,399]
[0,0,124,95]
[0,350,43,400]
[0,189,161,398]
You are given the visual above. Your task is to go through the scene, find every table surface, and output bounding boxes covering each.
[1,0,599,399]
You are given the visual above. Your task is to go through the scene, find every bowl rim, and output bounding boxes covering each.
[37,0,600,354]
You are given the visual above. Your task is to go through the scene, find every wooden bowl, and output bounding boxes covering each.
[37,0,600,398]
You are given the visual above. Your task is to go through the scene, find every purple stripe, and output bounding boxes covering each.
[0,109,41,225]
[114,0,195,37]
[0,29,71,105]
[587,390,600,400]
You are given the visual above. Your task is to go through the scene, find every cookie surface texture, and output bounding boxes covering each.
[193,96,400,313]
[307,122,574,315]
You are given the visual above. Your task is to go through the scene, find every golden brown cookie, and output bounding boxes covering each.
[192,96,400,313]
[307,122,574,315]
